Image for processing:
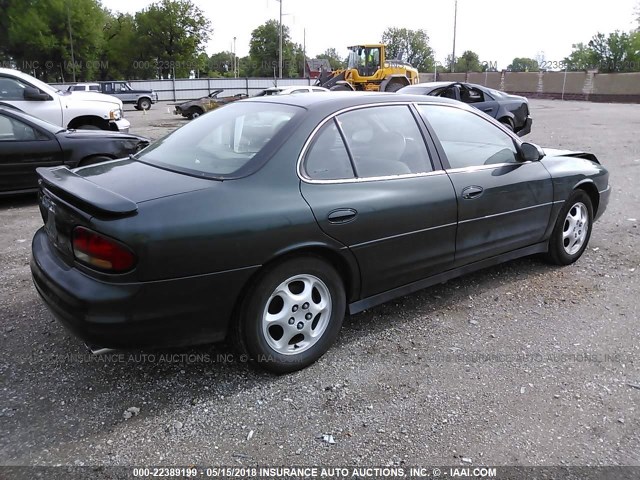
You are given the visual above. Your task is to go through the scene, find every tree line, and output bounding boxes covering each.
[0,0,638,82]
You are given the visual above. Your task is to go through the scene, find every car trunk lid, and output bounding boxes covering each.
[36,160,214,262]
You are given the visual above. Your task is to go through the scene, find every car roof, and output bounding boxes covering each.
[242,91,463,109]
[72,83,100,86]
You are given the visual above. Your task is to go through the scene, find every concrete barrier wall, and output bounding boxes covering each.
[54,72,640,102]
[593,73,640,95]
[416,71,640,102]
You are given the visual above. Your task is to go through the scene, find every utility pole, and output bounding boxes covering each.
[451,0,457,73]
[303,28,306,78]
[278,0,283,79]
[233,36,237,78]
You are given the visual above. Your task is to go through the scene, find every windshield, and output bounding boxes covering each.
[135,102,301,178]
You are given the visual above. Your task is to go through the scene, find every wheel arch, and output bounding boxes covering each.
[67,116,111,131]
[574,180,600,216]
[380,74,410,92]
[226,243,360,344]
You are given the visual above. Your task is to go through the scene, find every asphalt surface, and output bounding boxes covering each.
[1,100,639,468]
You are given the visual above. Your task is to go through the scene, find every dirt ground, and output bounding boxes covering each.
[0,99,639,469]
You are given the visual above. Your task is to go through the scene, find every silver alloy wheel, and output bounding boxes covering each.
[262,274,332,355]
[562,202,589,255]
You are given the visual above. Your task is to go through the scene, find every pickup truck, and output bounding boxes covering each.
[0,68,130,132]
[68,81,158,110]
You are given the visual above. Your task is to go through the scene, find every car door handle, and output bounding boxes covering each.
[462,185,484,199]
[327,208,357,224]
[483,108,493,113]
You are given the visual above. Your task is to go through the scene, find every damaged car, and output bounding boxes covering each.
[0,106,148,195]
[173,90,248,120]
[398,82,532,136]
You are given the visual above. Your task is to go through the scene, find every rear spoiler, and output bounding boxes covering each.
[37,166,137,215]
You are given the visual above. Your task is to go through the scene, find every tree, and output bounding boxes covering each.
[247,20,297,77]
[381,27,434,72]
[507,57,539,72]
[451,50,483,72]
[0,0,108,81]
[208,51,235,77]
[563,42,597,71]
[135,0,211,78]
[100,12,147,80]
[316,48,345,70]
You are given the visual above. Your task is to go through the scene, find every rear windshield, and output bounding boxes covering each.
[135,102,300,178]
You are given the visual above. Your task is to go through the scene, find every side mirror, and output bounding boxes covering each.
[23,87,49,101]
[520,142,545,162]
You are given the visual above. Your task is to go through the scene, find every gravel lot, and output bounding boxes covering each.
[1,99,639,468]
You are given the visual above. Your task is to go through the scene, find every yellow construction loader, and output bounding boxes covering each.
[317,44,419,92]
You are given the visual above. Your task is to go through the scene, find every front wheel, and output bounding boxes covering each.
[235,256,346,373]
[545,190,593,265]
[137,98,152,110]
[384,82,404,92]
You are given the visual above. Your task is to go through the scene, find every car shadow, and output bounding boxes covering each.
[3,255,557,461]
[0,193,39,209]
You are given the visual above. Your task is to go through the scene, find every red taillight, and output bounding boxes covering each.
[72,227,136,273]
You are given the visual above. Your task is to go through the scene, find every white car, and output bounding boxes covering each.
[256,86,329,96]
[0,69,129,132]
[66,83,101,93]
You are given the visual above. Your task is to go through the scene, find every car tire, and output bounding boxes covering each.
[545,190,593,265]
[137,98,152,110]
[235,256,346,374]
[384,82,404,93]
[329,85,352,92]
[188,108,203,119]
[78,155,113,167]
[500,117,515,131]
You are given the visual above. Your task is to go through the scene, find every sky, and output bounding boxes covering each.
[106,0,639,70]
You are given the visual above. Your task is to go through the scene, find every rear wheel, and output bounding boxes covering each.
[545,190,593,265]
[188,107,203,119]
[329,85,352,92]
[235,256,346,373]
[137,98,152,110]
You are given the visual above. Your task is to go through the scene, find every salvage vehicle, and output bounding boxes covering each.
[173,90,248,119]
[31,93,610,373]
[398,82,532,136]
[316,44,419,92]
[255,86,329,96]
[0,106,148,195]
[98,81,158,111]
[0,68,129,132]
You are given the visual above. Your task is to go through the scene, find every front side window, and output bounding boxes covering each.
[0,115,41,141]
[303,105,433,181]
[337,105,433,177]
[418,105,518,169]
[0,77,27,100]
[136,102,300,177]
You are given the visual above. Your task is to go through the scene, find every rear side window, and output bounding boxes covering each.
[136,102,300,177]
[337,105,433,177]
[304,120,354,180]
[303,105,433,180]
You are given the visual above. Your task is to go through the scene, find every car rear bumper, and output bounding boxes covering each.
[31,228,258,350]
[517,116,533,137]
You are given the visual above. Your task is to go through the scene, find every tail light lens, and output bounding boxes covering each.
[72,227,136,273]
